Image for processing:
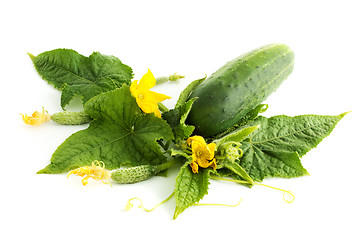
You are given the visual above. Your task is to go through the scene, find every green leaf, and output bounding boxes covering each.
[213,104,268,139]
[162,98,197,141]
[213,125,260,148]
[245,113,348,157]
[173,163,211,219]
[222,160,254,184]
[170,149,192,161]
[175,76,206,108]
[238,113,348,181]
[237,104,268,127]
[162,76,208,141]
[38,85,173,174]
[240,146,308,182]
[29,49,133,109]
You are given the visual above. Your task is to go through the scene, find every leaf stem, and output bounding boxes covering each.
[156,159,179,172]
[158,102,169,112]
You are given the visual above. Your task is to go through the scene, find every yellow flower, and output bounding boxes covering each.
[20,107,51,126]
[130,69,171,118]
[67,160,112,186]
[187,136,217,173]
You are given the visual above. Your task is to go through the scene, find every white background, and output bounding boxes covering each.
[1,0,359,239]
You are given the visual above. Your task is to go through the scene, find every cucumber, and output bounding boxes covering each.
[111,165,158,184]
[110,160,178,184]
[51,111,92,125]
[186,43,295,137]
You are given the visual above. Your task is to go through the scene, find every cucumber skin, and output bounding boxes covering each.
[111,165,156,184]
[186,43,295,137]
[51,111,92,125]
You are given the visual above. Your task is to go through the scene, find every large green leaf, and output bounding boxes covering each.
[173,163,211,219]
[246,113,348,157]
[29,49,133,109]
[238,113,347,181]
[239,146,308,182]
[162,98,197,141]
[38,85,173,174]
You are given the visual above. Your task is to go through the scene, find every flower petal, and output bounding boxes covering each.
[197,155,214,168]
[149,91,171,103]
[138,69,156,90]
[130,80,139,96]
[67,161,111,186]
[207,143,216,159]
[187,135,207,146]
[209,158,217,170]
[136,99,157,112]
[190,161,199,173]
[186,135,218,173]
[21,108,51,126]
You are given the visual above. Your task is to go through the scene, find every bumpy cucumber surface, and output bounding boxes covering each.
[111,165,157,184]
[110,160,177,184]
[186,43,295,137]
[51,111,92,125]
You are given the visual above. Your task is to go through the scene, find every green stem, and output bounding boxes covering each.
[164,141,171,151]
[158,140,166,150]
[158,102,169,112]
[211,175,295,203]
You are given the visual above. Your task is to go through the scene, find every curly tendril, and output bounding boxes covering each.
[211,176,295,203]
[125,192,243,213]
[125,192,175,212]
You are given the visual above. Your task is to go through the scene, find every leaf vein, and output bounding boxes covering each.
[252,121,332,145]
[38,58,96,85]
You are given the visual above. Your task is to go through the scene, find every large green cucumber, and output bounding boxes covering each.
[186,43,295,137]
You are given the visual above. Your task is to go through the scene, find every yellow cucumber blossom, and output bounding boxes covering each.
[67,160,111,186]
[20,107,51,126]
[187,136,217,173]
[130,69,171,118]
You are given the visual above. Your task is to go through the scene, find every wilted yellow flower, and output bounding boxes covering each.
[187,136,217,173]
[21,107,51,125]
[67,160,111,186]
[130,69,171,118]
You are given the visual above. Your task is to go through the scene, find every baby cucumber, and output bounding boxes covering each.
[51,111,92,125]
[186,43,295,137]
[111,165,158,184]
[111,160,177,184]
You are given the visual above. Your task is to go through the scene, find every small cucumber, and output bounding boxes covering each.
[156,73,185,85]
[186,43,295,137]
[111,165,158,184]
[111,160,177,184]
[51,111,92,125]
